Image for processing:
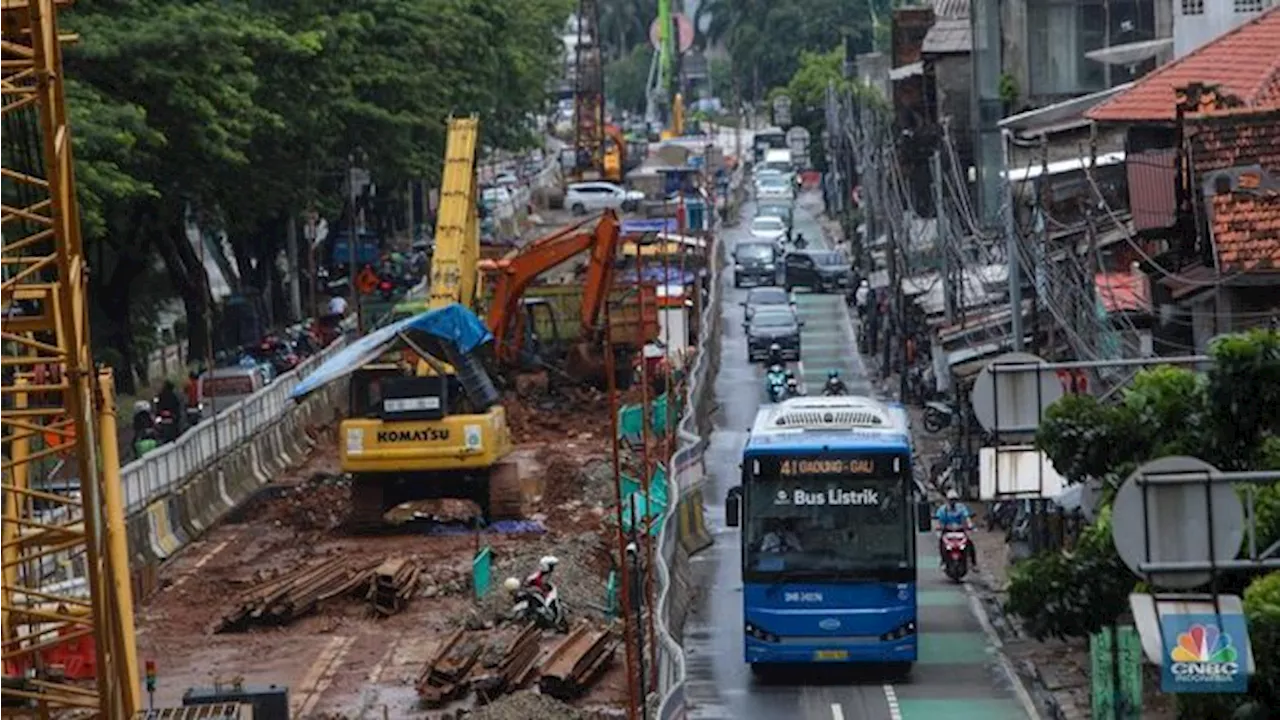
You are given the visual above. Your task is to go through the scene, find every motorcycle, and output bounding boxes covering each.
[133,426,160,459]
[503,576,569,632]
[941,531,971,582]
[152,404,180,444]
[987,500,1018,533]
[766,365,788,403]
[822,378,847,396]
[923,400,955,433]
[785,375,803,398]
[185,402,204,428]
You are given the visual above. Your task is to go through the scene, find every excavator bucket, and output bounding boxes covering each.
[565,342,608,388]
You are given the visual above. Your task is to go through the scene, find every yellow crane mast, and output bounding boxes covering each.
[427,115,481,311]
[2,0,140,716]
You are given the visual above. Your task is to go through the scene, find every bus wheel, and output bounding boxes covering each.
[886,662,913,680]
[749,663,773,681]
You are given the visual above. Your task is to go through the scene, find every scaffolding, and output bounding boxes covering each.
[2,0,140,715]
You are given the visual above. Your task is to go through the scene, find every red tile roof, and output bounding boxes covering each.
[1190,108,1280,176]
[1211,190,1280,273]
[1086,7,1280,123]
[1095,272,1152,314]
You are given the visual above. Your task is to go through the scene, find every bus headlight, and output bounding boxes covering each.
[879,620,916,642]
[744,621,780,643]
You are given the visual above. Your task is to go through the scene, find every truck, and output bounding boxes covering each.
[724,396,931,676]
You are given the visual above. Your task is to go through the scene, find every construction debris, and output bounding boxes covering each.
[537,623,617,700]
[367,556,420,616]
[417,629,485,708]
[214,556,376,633]
[472,623,542,703]
[465,691,587,720]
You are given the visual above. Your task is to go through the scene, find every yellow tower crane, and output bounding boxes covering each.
[2,0,141,716]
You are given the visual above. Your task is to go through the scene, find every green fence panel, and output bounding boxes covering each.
[472,546,493,600]
[618,403,643,443]
[621,493,668,536]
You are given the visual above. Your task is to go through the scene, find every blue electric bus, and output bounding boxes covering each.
[726,395,930,675]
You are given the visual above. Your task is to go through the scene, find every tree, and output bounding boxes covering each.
[606,44,654,114]
[693,0,873,101]
[50,0,572,379]
[1011,329,1280,715]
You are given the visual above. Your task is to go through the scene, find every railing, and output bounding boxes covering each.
[120,336,349,514]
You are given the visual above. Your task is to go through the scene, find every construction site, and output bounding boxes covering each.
[2,0,720,717]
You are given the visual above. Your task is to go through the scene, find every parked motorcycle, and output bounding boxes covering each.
[941,531,971,582]
[923,400,955,433]
[766,364,788,403]
[503,556,569,632]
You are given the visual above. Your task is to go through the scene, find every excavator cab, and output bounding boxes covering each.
[517,297,567,370]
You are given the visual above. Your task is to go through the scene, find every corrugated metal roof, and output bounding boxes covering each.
[933,0,969,19]
[922,17,972,54]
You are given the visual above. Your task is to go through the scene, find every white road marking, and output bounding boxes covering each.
[830,702,846,720]
[291,635,356,717]
[966,589,1045,720]
[169,539,230,590]
[883,684,903,720]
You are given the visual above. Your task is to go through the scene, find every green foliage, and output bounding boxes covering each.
[1004,506,1135,641]
[694,0,875,101]
[606,44,655,114]
[48,0,572,368]
[1011,330,1280,651]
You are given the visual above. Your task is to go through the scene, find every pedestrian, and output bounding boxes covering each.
[854,279,871,320]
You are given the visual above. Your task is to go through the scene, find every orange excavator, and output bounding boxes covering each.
[480,209,657,385]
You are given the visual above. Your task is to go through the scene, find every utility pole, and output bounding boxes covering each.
[286,213,302,322]
[1002,135,1024,351]
[931,150,955,325]
[347,153,361,334]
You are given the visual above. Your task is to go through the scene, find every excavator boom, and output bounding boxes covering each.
[428,116,481,310]
[485,211,621,364]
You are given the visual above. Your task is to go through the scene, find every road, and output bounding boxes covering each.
[681,192,1035,720]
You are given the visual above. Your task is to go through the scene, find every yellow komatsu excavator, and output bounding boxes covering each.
[339,116,522,527]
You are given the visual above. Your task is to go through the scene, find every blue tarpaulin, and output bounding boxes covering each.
[290,303,493,400]
[618,267,697,285]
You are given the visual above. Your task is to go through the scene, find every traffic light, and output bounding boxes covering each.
[144,659,157,693]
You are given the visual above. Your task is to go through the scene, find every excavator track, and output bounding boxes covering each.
[348,474,390,532]
[485,461,524,521]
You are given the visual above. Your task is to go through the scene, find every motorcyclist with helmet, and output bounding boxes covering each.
[793,232,808,250]
[933,490,977,568]
[823,369,847,396]
[523,555,559,596]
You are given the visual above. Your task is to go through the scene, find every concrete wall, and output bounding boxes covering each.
[124,378,348,600]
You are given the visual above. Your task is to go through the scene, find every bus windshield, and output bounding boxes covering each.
[744,453,911,581]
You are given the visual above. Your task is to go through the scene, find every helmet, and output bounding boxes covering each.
[503,577,521,592]
[769,342,781,352]
[539,556,559,573]
[859,279,869,288]
[769,363,783,372]
[828,369,840,379]
[946,490,959,501]
[133,400,152,415]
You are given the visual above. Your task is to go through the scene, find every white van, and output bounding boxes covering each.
[761,149,795,177]
[199,366,269,415]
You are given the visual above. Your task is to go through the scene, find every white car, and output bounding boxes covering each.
[565,182,645,215]
[482,187,515,220]
[749,215,788,243]
[754,174,795,202]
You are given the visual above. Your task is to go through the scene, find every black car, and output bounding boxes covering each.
[741,286,795,321]
[733,242,779,288]
[784,249,853,292]
[745,308,804,362]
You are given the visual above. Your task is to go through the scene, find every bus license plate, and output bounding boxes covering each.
[814,650,848,661]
